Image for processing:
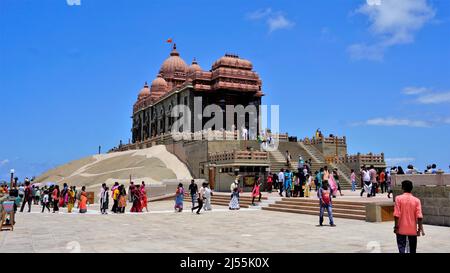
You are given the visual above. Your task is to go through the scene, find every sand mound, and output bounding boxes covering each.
[34,145,192,191]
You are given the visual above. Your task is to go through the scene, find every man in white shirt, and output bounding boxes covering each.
[278,169,285,197]
[360,166,372,198]
[230,177,239,193]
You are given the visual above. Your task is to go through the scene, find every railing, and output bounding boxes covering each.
[392,172,450,186]
[208,150,268,163]
[303,136,346,145]
[325,153,385,164]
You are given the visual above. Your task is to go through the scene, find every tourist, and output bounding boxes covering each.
[100,184,109,215]
[174,183,184,212]
[304,174,311,198]
[379,169,386,193]
[424,165,432,174]
[406,164,419,174]
[284,169,293,198]
[230,177,239,193]
[278,169,285,197]
[369,165,378,197]
[386,170,393,198]
[322,166,330,187]
[192,183,205,214]
[52,185,60,213]
[251,177,262,205]
[328,171,338,198]
[229,187,240,210]
[397,166,405,175]
[204,183,212,211]
[285,150,292,167]
[314,170,321,191]
[361,167,372,198]
[293,173,301,197]
[272,172,279,191]
[111,182,120,213]
[79,191,88,214]
[41,190,50,213]
[318,181,335,227]
[34,187,41,205]
[128,181,134,203]
[297,156,304,174]
[333,169,343,196]
[350,169,356,192]
[141,181,148,212]
[431,164,437,174]
[20,180,33,213]
[131,185,142,213]
[267,173,273,193]
[394,180,425,253]
[118,185,127,213]
[189,179,198,209]
[18,184,25,200]
[67,187,75,213]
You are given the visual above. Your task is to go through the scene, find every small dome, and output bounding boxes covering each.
[159,44,188,78]
[212,54,253,70]
[150,74,168,100]
[138,82,150,100]
[188,58,202,74]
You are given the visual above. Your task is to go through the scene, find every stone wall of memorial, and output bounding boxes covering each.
[392,173,450,227]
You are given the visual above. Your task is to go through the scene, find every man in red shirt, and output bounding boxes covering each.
[394,180,425,253]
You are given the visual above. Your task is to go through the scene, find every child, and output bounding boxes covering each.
[174,183,184,212]
[41,191,50,213]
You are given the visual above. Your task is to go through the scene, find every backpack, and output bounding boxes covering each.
[322,190,331,205]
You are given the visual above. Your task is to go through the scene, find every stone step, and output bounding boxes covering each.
[268,203,366,215]
[279,198,368,207]
[273,200,366,210]
[210,200,251,208]
[262,207,366,221]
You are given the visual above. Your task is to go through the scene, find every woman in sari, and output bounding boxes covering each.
[52,185,60,213]
[79,191,88,213]
[174,183,184,212]
[67,187,75,213]
[130,185,142,213]
[140,181,148,212]
[118,185,127,213]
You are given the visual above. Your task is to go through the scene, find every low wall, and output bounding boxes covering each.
[392,173,450,227]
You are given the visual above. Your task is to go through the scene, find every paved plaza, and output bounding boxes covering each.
[1,198,450,253]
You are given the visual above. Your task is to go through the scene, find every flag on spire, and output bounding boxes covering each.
[166,38,173,44]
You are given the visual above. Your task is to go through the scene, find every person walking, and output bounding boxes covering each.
[203,183,212,211]
[192,183,205,214]
[284,169,293,198]
[394,180,425,253]
[333,169,344,196]
[369,165,378,196]
[52,185,60,213]
[360,167,372,198]
[318,181,335,227]
[174,183,185,212]
[118,185,127,213]
[41,190,50,213]
[278,169,285,197]
[251,177,262,206]
[111,182,119,213]
[20,181,33,213]
[79,191,88,214]
[100,184,109,215]
[67,187,75,213]
[189,180,198,209]
[140,181,148,212]
[130,185,142,213]
[379,169,386,193]
[229,187,240,210]
[350,169,356,192]
[267,174,273,193]
[285,150,292,167]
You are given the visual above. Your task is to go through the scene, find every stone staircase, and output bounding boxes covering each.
[262,198,367,221]
[210,194,268,208]
[268,150,296,173]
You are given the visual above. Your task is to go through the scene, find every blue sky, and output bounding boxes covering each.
[1,0,449,181]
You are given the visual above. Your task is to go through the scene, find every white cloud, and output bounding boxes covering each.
[247,8,294,33]
[349,0,435,60]
[416,91,450,104]
[402,86,430,95]
[385,157,415,166]
[0,159,9,166]
[355,117,430,127]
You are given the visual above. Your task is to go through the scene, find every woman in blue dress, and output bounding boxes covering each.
[174,183,184,212]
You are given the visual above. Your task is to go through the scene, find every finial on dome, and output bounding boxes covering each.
[192,58,198,64]
[144,81,148,86]
[170,43,179,56]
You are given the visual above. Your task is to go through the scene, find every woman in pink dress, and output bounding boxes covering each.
[140,181,148,212]
[251,177,262,206]
[328,173,338,198]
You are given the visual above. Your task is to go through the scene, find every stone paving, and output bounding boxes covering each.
[1,199,450,253]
